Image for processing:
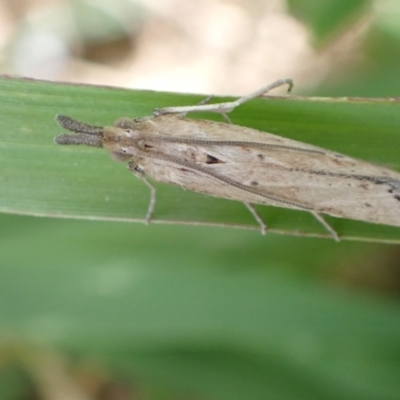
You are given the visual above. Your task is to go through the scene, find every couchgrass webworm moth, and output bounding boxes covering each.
[55,79,400,241]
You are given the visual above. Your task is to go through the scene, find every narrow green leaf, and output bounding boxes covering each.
[0,76,399,242]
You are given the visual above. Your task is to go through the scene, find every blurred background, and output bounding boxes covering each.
[1,0,400,96]
[0,0,400,399]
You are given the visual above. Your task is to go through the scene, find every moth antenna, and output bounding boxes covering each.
[55,133,102,148]
[56,115,103,135]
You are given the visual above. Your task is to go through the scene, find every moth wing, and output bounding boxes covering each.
[136,116,400,227]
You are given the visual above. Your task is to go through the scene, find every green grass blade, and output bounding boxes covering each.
[0,76,399,242]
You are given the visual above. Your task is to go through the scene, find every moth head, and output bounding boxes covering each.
[102,117,142,158]
[113,117,136,130]
[55,115,140,162]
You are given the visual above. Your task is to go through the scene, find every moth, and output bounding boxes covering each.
[55,79,400,241]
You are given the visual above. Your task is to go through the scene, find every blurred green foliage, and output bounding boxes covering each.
[1,214,400,400]
[287,0,370,43]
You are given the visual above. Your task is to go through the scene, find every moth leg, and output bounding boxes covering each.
[141,177,157,224]
[153,78,293,118]
[310,211,340,242]
[128,162,156,224]
[197,94,214,105]
[244,203,267,235]
[172,94,216,118]
[196,94,235,123]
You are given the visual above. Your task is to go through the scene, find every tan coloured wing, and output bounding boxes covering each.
[134,115,400,227]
